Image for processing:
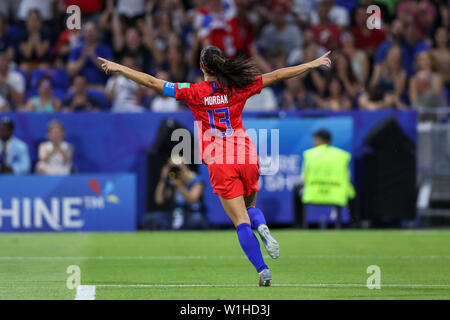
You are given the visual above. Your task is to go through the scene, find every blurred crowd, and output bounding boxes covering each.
[0,0,448,113]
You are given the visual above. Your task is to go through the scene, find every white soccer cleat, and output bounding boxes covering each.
[259,269,272,287]
[257,224,280,259]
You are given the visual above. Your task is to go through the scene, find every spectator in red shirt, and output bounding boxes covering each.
[351,5,386,57]
[65,0,102,16]
[310,0,341,51]
[52,29,82,67]
[396,0,436,40]
[234,0,256,58]
[197,0,241,58]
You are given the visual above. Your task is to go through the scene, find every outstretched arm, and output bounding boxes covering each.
[262,51,332,88]
[98,57,165,94]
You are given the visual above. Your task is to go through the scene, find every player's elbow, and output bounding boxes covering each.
[263,72,280,87]
[271,71,283,83]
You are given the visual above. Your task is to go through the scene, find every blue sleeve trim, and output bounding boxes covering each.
[163,82,176,97]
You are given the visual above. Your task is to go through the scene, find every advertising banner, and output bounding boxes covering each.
[0,174,136,232]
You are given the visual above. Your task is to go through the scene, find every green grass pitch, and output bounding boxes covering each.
[0,230,449,300]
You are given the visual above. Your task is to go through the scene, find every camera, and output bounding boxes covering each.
[168,165,181,179]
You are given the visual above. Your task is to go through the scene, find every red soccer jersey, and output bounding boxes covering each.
[175,76,263,165]
[310,23,341,50]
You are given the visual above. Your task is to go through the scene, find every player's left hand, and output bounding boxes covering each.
[310,51,332,69]
[98,57,120,75]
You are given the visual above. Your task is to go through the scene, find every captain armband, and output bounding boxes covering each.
[163,81,176,97]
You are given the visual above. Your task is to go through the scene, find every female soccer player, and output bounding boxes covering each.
[98,47,331,286]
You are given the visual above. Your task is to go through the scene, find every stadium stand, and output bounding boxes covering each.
[0,0,446,113]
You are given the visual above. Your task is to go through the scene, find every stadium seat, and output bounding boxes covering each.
[30,67,70,92]
[335,0,358,13]
[7,24,24,45]
[52,88,67,102]
[86,89,111,110]
[26,68,70,101]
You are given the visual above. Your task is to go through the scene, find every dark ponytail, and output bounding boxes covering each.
[200,46,260,95]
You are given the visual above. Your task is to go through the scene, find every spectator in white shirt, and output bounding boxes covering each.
[244,87,277,112]
[36,120,73,175]
[292,0,317,27]
[116,0,145,19]
[258,1,303,65]
[150,70,179,112]
[17,0,55,22]
[0,53,25,111]
[310,0,350,28]
[105,56,146,112]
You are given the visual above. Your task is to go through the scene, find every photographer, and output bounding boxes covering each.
[145,156,207,230]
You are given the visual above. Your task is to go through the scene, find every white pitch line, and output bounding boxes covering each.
[95,283,450,288]
[1,255,450,261]
[75,285,96,300]
[0,255,240,260]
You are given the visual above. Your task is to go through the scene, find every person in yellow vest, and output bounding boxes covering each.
[299,129,355,227]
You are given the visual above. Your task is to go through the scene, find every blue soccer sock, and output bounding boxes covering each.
[236,222,268,273]
[247,207,267,229]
